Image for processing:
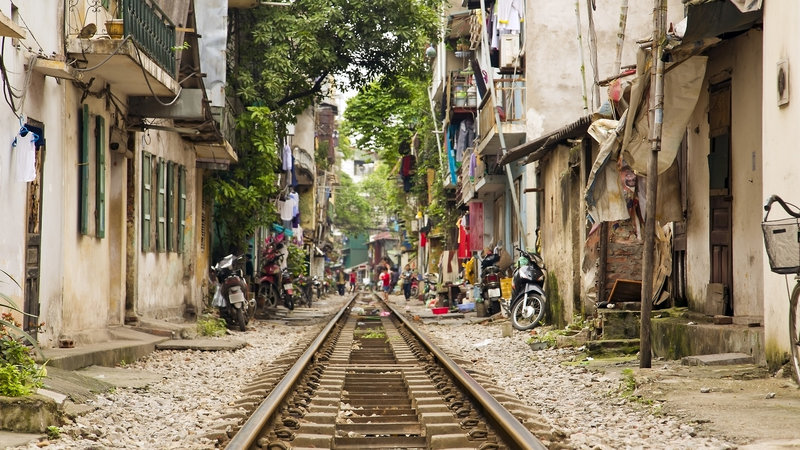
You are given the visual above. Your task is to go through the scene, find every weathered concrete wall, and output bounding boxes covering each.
[540,144,578,327]
[652,317,765,365]
[0,1,68,348]
[762,0,800,370]
[135,132,199,321]
[684,30,764,319]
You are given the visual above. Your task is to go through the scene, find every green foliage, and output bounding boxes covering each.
[206,107,281,255]
[0,315,46,397]
[46,426,61,440]
[287,244,309,277]
[197,314,228,337]
[0,272,45,397]
[356,327,386,339]
[621,368,636,397]
[332,171,373,236]
[231,0,441,117]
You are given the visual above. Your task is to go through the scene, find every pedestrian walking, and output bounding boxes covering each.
[401,264,413,301]
[349,270,357,293]
[336,269,346,296]
[379,266,391,301]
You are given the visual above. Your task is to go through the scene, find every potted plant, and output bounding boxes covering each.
[105,0,124,39]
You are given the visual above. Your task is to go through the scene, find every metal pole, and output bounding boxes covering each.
[478,0,527,250]
[575,0,589,113]
[640,0,666,369]
[585,0,601,110]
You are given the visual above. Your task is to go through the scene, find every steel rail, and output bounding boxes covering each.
[383,297,548,450]
[225,295,356,449]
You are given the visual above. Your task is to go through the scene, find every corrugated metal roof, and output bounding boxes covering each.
[498,115,593,166]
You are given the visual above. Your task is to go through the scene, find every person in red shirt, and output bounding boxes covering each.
[379,267,391,301]
[349,270,357,293]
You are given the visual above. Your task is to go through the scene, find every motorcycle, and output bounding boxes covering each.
[295,273,313,307]
[507,246,546,330]
[311,275,323,299]
[409,275,420,299]
[480,242,504,316]
[256,237,285,310]
[281,268,295,310]
[211,254,255,332]
[422,272,439,305]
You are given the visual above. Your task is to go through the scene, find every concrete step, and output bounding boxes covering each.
[598,309,640,340]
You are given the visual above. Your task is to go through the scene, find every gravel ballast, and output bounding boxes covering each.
[10,293,739,449]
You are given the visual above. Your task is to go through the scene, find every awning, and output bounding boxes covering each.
[367,231,397,244]
[499,115,593,166]
[682,0,762,42]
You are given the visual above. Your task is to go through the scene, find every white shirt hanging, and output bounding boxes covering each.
[15,131,36,182]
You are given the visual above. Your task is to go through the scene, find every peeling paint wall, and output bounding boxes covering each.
[762,0,800,368]
[0,1,68,349]
[135,132,199,320]
[684,30,764,319]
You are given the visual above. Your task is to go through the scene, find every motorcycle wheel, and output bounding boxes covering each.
[284,294,295,311]
[235,307,247,332]
[305,289,313,308]
[410,286,418,297]
[511,292,545,331]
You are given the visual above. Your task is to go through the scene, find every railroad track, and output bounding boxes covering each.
[221,293,549,449]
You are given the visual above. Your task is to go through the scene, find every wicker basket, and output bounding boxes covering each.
[762,217,800,274]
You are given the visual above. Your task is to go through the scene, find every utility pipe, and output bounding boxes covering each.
[478,0,527,250]
[640,0,667,369]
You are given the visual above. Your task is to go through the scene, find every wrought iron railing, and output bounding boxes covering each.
[123,0,176,75]
[67,0,176,75]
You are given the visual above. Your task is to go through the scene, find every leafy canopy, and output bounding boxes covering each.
[331,171,373,236]
[206,107,281,256]
[232,0,441,118]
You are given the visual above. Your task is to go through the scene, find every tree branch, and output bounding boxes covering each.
[276,71,330,107]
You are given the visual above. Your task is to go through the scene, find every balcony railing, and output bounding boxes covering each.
[123,0,175,74]
[67,0,176,75]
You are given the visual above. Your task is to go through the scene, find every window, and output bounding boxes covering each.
[78,105,106,238]
[157,158,166,252]
[166,161,174,251]
[141,152,152,251]
[141,154,185,254]
[79,105,89,235]
[178,166,186,253]
[95,116,106,238]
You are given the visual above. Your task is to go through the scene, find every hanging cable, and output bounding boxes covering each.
[0,37,18,117]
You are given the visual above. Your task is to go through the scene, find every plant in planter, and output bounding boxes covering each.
[105,0,124,39]
[457,37,469,52]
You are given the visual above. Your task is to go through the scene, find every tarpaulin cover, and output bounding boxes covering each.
[622,54,707,176]
[683,0,762,42]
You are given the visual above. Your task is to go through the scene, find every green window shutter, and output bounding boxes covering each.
[166,161,174,251]
[95,116,106,239]
[178,166,186,253]
[141,152,152,251]
[157,158,166,252]
[79,104,89,235]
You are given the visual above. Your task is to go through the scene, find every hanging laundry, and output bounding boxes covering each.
[491,0,524,50]
[14,131,36,182]
[455,118,475,163]
[457,214,470,259]
[400,154,416,193]
[420,231,427,248]
[282,144,292,171]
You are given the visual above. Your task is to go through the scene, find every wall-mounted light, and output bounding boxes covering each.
[425,43,436,60]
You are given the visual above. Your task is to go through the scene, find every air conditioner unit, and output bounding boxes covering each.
[500,34,520,69]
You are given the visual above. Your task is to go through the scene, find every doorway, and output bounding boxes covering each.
[23,119,45,338]
[708,80,733,316]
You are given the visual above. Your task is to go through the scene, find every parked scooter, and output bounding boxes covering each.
[281,268,295,310]
[211,254,256,332]
[508,246,546,330]
[256,236,285,310]
[295,273,313,307]
[480,242,504,315]
[311,275,323,299]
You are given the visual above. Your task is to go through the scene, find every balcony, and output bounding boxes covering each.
[294,146,316,187]
[66,0,178,97]
[476,77,526,156]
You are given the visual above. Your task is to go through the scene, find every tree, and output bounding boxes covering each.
[230,0,441,120]
[331,172,373,236]
[206,107,281,256]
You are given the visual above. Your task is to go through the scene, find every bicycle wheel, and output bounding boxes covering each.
[789,281,800,384]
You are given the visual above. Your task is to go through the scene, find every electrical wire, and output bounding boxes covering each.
[0,37,18,117]
[16,10,45,55]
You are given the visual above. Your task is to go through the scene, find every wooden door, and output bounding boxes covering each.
[708,81,733,315]
[24,121,45,337]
